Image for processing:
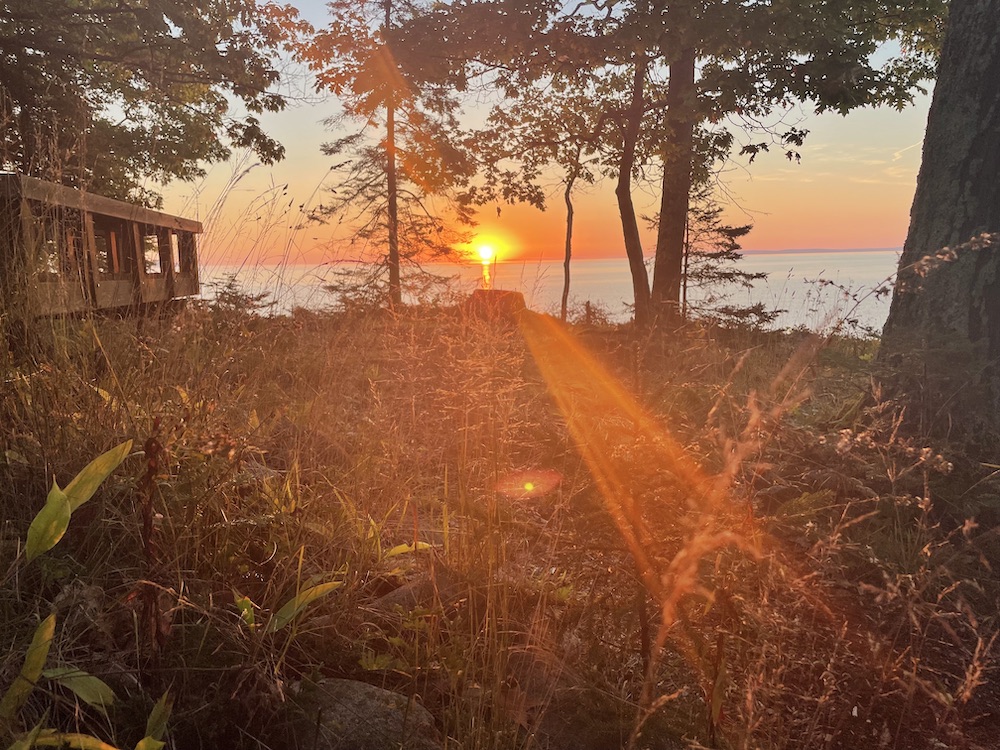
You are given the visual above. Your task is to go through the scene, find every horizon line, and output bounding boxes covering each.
[200,246,903,268]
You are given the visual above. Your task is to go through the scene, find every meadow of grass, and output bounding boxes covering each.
[1,291,997,750]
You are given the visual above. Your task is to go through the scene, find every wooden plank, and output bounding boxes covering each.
[94,278,135,309]
[1,172,202,311]
[82,213,99,305]
[141,276,171,304]
[174,274,198,297]
[16,174,203,234]
[34,278,90,315]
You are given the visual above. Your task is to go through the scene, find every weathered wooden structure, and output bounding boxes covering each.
[0,172,201,317]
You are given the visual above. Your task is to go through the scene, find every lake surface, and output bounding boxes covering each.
[201,249,901,333]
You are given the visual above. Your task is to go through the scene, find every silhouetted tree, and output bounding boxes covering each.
[680,189,773,328]
[0,0,293,204]
[465,83,600,320]
[293,0,474,308]
[406,0,944,326]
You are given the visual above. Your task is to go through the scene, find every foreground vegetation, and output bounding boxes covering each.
[1,295,998,750]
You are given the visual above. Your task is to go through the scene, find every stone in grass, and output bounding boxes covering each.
[464,289,527,322]
[307,679,443,750]
[368,567,468,619]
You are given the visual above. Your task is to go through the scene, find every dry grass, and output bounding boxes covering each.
[0,296,997,749]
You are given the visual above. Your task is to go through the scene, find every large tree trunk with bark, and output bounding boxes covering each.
[651,48,697,324]
[617,56,652,327]
[879,0,1000,440]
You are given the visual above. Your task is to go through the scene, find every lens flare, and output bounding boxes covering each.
[496,469,561,499]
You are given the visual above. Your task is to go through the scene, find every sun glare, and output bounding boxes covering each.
[496,469,562,499]
[461,234,512,265]
[477,244,495,264]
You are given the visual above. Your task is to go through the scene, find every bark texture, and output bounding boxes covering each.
[561,172,575,322]
[879,0,1000,437]
[651,48,697,323]
[617,56,652,327]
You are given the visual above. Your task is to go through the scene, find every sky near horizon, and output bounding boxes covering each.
[160,2,933,268]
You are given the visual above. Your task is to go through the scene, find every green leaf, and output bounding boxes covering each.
[25,483,71,562]
[264,581,342,634]
[34,731,120,750]
[359,650,397,671]
[4,449,28,466]
[233,590,256,628]
[64,441,132,512]
[132,739,164,750]
[24,442,132,563]
[143,691,172,742]
[0,615,57,724]
[384,541,432,559]
[6,717,44,750]
[43,667,116,715]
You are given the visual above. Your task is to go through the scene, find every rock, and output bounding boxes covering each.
[464,289,527,322]
[368,567,468,618]
[306,679,442,750]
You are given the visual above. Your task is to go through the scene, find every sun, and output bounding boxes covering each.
[477,244,495,264]
[459,234,511,264]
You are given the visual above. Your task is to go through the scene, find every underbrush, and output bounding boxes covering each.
[0,300,997,749]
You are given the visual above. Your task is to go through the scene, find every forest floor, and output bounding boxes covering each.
[2,295,999,750]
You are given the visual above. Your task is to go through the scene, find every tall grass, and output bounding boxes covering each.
[1,283,996,749]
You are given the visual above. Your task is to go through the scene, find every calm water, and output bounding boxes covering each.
[201,249,901,333]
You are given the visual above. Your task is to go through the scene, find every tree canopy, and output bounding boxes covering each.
[399,0,945,324]
[0,0,296,205]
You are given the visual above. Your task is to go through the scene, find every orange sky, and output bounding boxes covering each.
[161,63,931,268]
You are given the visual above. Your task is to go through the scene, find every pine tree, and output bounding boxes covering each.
[292,0,474,308]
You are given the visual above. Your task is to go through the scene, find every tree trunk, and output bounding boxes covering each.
[879,0,1000,439]
[385,0,402,309]
[651,47,697,324]
[561,169,576,322]
[681,219,690,318]
[617,55,652,327]
[386,98,401,308]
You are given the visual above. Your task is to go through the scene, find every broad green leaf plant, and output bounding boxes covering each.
[25,442,132,561]
[2,442,173,750]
